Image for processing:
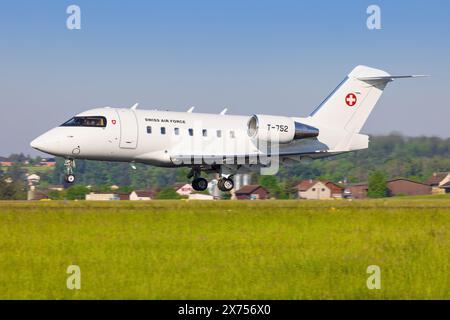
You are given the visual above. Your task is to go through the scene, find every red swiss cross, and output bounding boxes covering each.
[111,119,117,125]
[345,93,357,107]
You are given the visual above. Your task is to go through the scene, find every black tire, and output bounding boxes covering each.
[65,174,75,184]
[222,178,234,191]
[192,178,208,191]
[218,178,234,191]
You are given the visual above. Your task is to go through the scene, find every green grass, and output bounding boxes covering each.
[0,199,449,299]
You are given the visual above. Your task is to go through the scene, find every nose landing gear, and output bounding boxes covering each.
[65,174,76,184]
[64,159,76,184]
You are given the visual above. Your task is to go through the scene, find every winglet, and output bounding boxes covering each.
[220,108,228,115]
[187,106,195,113]
[131,103,139,110]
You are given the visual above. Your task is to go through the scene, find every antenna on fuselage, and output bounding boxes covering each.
[220,108,228,115]
[187,106,195,113]
[131,103,139,110]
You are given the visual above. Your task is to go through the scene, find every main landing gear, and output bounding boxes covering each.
[64,159,76,184]
[188,167,208,191]
[217,177,234,192]
[188,167,235,192]
[192,177,208,191]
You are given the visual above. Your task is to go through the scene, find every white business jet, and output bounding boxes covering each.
[30,66,424,192]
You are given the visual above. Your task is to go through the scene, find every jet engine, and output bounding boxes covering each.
[247,114,319,144]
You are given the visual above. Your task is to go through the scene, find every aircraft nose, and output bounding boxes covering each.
[30,136,46,151]
[30,130,64,155]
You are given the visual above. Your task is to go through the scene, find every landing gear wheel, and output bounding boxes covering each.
[64,159,76,184]
[65,174,76,184]
[218,178,234,192]
[192,177,208,191]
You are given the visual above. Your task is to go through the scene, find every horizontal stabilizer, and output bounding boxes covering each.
[357,75,429,81]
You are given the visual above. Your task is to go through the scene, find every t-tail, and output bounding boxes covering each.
[306,65,427,152]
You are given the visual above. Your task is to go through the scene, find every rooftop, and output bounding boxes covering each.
[235,185,266,194]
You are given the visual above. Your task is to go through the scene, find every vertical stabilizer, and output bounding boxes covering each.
[309,65,390,134]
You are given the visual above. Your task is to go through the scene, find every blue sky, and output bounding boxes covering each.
[1,0,449,155]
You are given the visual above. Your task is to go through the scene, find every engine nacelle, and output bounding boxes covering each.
[247,114,319,144]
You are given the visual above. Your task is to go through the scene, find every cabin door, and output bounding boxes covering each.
[116,109,138,149]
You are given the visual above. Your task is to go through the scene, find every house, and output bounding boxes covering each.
[85,192,120,201]
[425,172,450,194]
[28,190,49,201]
[297,180,343,200]
[118,193,130,200]
[39,158,56,167]
[174,183,194,196]
[344,178,432,199]
[0,161,14,167]
[48,185,64,192]
[440,181,450,194]
[344,183,368,199]
[387,178,431,196]
[235,185,268,200]
[188,193,214,200]
[129,190,155,200]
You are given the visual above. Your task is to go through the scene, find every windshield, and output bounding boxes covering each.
[61,116,107,127]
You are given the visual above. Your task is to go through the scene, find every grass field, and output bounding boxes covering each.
[0,199,449,299]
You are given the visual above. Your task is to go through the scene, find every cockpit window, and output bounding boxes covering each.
[61,116,107,127]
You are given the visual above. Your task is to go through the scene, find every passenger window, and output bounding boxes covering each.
[312,188,316,191]
[188,128,194,136]
[217,130,222,138]
[202,129,207,137]
[174,128,179,135]
[230,131,235,138]
[147,126,152,134]
[161,127,166,135]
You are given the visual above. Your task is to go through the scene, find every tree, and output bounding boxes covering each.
[6,163,27,181]
[281,178,299,199]
[368,171,388,198]
[65,185,90,200]
[47,190,65,200]
[155,187,181,200]
[220,192,231,200]
[9,153,27,164]
[117,185,134,194]
[259,175,282,198]
[0,181,26,200]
